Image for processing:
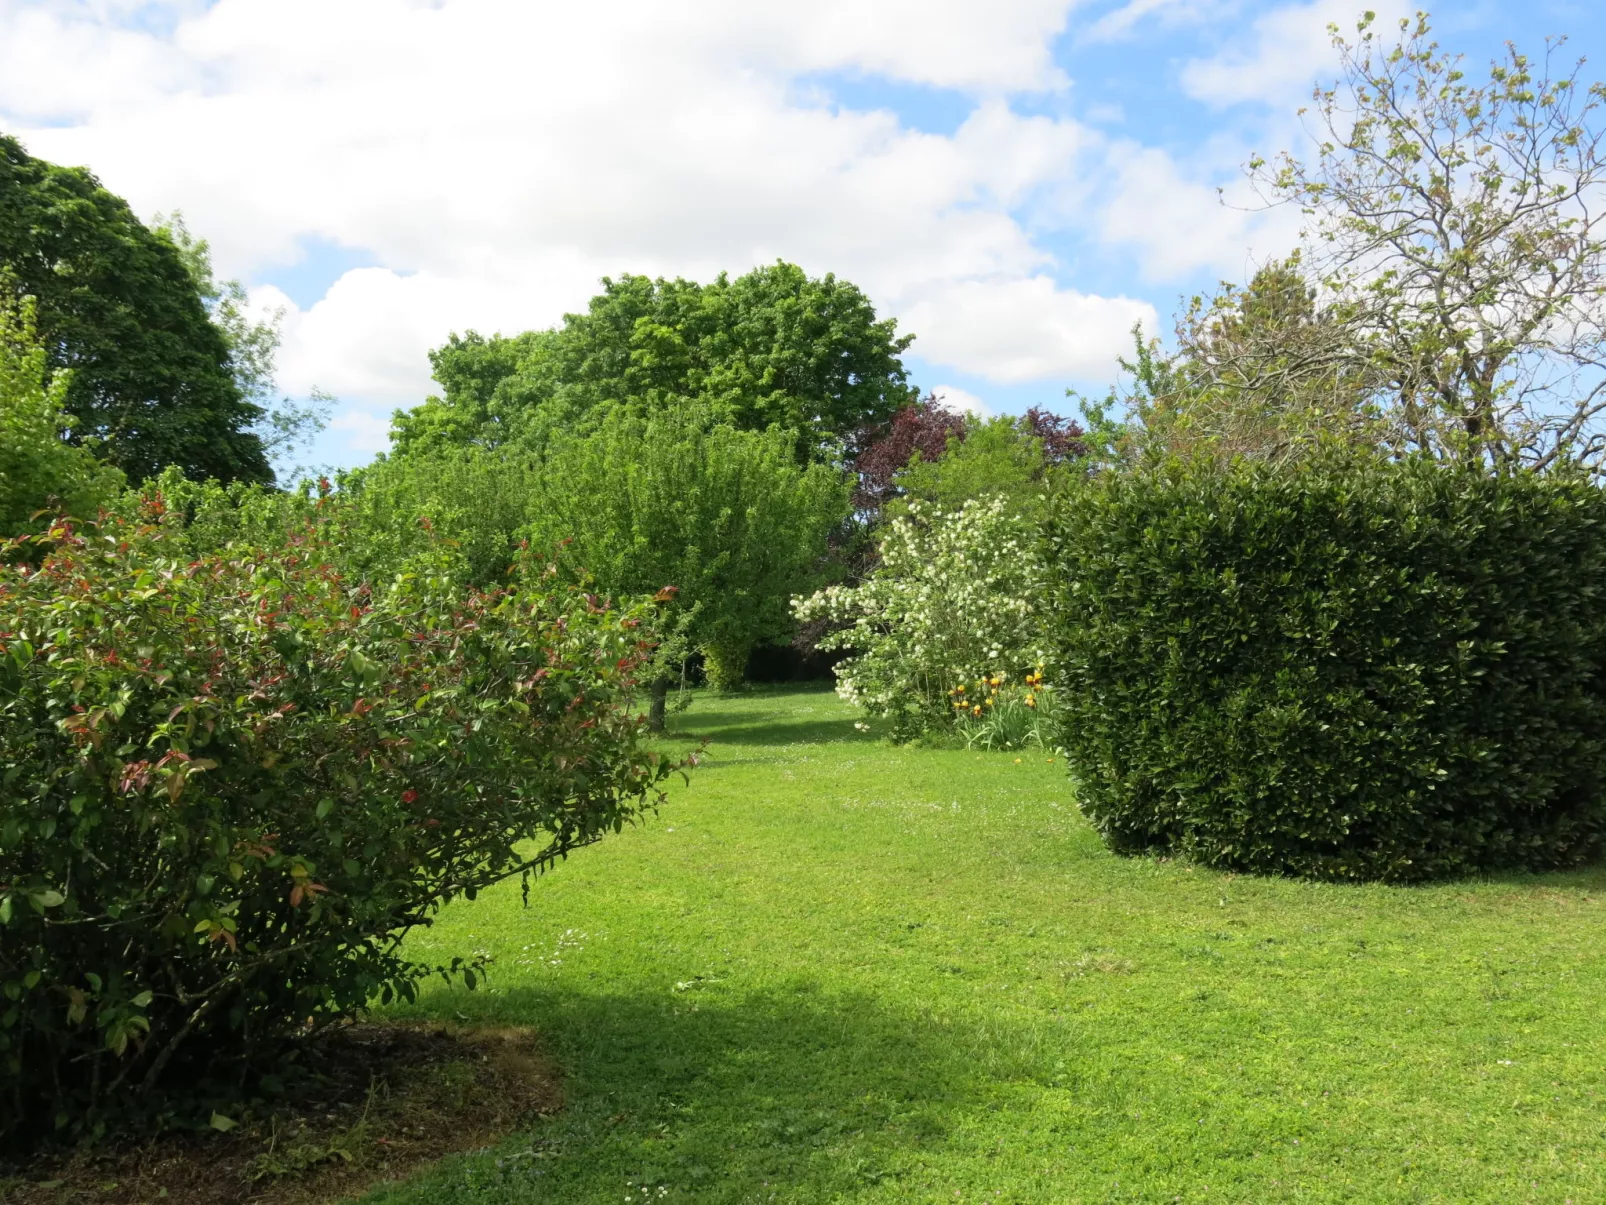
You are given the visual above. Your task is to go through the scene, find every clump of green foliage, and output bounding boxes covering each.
[331,451,540,590]
[1042,455,1606,882]
[0,137,271,484]
[0,504,678,1148]
[518,407,851,694]
[796,497,1047,741]
[339,407,850,707]
[390,263,918,464]
[0,290,123,536]
[891,411,1085,521]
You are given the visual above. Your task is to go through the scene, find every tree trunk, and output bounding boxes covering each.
[648,678,668,733]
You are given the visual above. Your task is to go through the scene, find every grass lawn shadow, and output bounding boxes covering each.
[361,982,1019,1204]
[670,714,879,747]
[668,695,881,749]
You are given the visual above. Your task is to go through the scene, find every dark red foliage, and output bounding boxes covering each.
[1023,407,1089,464]
[851,396,967,511]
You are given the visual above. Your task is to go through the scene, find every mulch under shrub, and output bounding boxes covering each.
[0,1023,561,1205]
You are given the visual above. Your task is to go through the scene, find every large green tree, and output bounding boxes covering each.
[520,406,851,713]
[347,407,850,718]
[391,263,918,461]
[0,134,271,484]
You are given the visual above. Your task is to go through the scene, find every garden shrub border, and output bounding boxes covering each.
[0,506,678,1149]
[1043,456,1606,882]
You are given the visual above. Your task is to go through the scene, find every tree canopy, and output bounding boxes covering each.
[1119,258,1386,465]
[343,405,850,704]
[390,263,918,462]
[1111,15,1606,476]
[1240,14,1606,472]
[0,134,271,484]
[893,411,1085,521]
[517,406,851,689]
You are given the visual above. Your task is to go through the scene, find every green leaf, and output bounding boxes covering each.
[209,1112,239,1132]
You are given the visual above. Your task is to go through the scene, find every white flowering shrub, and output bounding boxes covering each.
[793,498,1048,738]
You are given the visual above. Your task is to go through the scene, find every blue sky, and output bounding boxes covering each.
[3,0,1604,471]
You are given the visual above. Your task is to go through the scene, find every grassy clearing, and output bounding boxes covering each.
[366,686,1606,1203]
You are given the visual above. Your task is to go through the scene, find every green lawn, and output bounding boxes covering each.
[366,686,1606,1204]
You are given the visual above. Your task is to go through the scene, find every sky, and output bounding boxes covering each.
[3,0,1604,471]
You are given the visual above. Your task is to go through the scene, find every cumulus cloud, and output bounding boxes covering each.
[931,384,995,419]
[1094,142,1294,282]
[904,276,1156,383]
[0,0,1318,459]
[1180,0,1410,108]
[328,408,394,457]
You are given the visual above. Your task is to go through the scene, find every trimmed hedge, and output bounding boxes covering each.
[1043,457,1606,882]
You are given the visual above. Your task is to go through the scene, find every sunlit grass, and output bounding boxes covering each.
[364,686,1606,1203]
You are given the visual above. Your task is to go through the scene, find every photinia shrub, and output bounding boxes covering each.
[0,505,680,1147]
[1043,455,1606,882]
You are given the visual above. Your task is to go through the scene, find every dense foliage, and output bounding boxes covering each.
[331,452,539,590]
[0,292,123,537]
[390,264,918,462]
[334,408,848,700]
[1042,456,1606,882]
[0,507,676,1147]
[519,407,851,693]
[890,410,1086,521]
[795,498,1047,740]
[0,135,271,484]
[851,397,967,513]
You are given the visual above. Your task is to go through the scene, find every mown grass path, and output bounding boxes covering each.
[367,687,1606,1203]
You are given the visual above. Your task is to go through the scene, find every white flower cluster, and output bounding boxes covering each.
[793,497,1048,737]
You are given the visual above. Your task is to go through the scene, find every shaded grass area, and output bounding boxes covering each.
[367,686,1606,1203]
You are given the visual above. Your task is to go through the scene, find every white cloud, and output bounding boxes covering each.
[904,276,1156,383]
[1180,0,1409,108]
[1095,142,1279,281]
[0,0,1319,461]
[1081,0,1229,44]
[3,0,1129,414]
[328,408,393,456]
[931,384,994,419]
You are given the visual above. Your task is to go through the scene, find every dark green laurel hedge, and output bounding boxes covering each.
[1044,456,1606,882]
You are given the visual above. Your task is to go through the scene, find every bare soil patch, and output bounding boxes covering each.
[1,1023,561,1205]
